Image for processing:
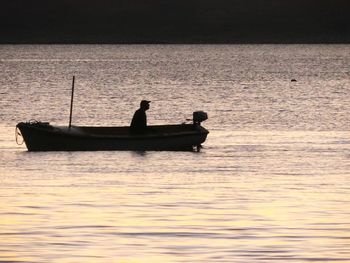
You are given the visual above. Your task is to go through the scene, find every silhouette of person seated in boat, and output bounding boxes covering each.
[130,100,151,134]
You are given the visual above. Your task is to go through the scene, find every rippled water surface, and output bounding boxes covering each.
[1,45,350,262]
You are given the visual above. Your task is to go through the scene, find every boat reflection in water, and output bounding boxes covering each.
[16,111,209,152]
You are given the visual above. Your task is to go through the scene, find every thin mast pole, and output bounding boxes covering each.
[69,76,75,129]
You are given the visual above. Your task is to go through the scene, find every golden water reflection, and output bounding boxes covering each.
[1,130,350,262]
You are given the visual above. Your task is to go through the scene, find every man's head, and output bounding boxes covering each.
[140,100,151,110]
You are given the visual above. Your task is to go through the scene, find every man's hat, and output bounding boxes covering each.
[140,100,151,107]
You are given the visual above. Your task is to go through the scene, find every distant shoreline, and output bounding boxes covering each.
[1,38,350,45]
[1,0,349,45]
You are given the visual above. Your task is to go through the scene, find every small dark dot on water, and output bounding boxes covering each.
[291,79,297,82]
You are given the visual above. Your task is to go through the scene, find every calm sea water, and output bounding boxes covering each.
[0,45,350,262]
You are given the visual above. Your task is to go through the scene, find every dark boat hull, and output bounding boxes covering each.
[16,122,209,151]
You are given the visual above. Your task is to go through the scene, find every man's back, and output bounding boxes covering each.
[130,108,147,133]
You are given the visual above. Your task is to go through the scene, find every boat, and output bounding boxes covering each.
[16,111,209,152]
[15,76,209,151]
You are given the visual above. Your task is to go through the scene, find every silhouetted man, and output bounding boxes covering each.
[130,100,151,134]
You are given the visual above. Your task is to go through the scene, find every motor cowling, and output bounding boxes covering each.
[193,111,208,125]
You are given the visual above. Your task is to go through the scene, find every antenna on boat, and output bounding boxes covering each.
[69,76,75,129]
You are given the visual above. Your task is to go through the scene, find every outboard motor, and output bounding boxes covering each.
[193,111,208,125]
